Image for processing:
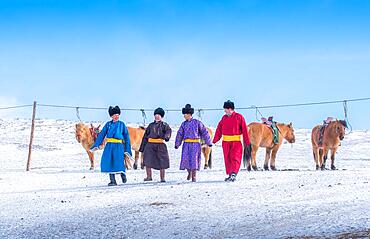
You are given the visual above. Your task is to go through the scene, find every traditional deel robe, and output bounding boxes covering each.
[139,121,172,170]
[213,112,251,175]
[175,118,211,171]
[92,120,132,173]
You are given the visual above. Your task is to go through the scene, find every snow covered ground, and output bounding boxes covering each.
[0,118,369,238]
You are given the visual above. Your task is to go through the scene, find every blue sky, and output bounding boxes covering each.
[0,0,370,128]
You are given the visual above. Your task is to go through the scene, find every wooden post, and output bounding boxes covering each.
[26,101,37,171]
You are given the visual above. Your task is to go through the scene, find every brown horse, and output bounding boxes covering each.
[311,120,347,170]
[202,127,213,169]
[75,123,144,170]
[127,126,145,169]
[75,123,102,170]
[244,122,296,171]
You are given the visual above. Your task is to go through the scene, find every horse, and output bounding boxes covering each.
[244,122,296,171]
[311,120,347,170]
[202,127,213,169]
[127,126,145,169]
[75,123,144,170]
[75,123,103,170]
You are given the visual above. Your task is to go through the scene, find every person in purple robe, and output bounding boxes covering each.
[175,104,212,182]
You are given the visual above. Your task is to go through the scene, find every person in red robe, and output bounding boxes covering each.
[213,100,251,182]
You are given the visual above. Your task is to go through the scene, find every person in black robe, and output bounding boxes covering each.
[139,108,172,182]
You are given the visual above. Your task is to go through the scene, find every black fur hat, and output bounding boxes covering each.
[223,100,235,110]
[154,107,165,117]
[108,106,121,117]
[182,104,194,115]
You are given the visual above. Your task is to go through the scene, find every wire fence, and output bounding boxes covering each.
[1,96,370,124]
[1,97,370,171]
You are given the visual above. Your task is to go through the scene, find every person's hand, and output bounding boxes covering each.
[89,147,99,153]
[124,152,133,160]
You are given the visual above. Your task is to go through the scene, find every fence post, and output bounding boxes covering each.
[26,101,37,171]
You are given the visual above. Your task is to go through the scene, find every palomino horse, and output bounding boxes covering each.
[311,120,347,170]
[202,127,213,169]
[75,123,103,170]
[127,126,145,169]
[75,123,144,170]
[244,122,296,171]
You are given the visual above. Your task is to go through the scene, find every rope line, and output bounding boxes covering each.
[76,107,82,122]
[0,105,33,110]
[2,97,370,114]
[36,97,370,112]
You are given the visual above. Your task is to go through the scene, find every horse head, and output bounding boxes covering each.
[284,122,296,143]
[89,124,102,142]
[75,123,88,143]
[335,120,346,140]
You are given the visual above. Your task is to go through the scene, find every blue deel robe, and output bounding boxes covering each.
[92,120,132,173]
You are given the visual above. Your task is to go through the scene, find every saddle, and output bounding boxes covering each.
[262,117,279,144]
[317,117,334,146]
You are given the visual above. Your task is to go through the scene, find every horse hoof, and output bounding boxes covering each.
[140,164,145,170]
[204,165,208,170]
[89,167,94,170]
[270,166,277,171]
[247,166,251,171]
[263,165,269,171]
[252,166,258,171]
[133,164,138,170]
[321,165,327,171]
[316,165,320,170]
[331,165,337,170]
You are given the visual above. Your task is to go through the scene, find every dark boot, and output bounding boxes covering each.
[230,173,237,182]
[108,174,117,186]
[144,167,153,181]
[191,170,196,182]
[121,173,127,183]
[224,174,231,182]
[187,170,191,180]
[160,169,166,183]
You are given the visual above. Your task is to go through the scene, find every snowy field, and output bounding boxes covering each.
[0,119,369,239]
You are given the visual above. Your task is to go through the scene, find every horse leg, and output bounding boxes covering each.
[318,149,324,169]
[140,153,145,169]
[263,148,272,171]
[320,148,329,170]
[330,147,338,170]
[202,148,207,169]
[270,147,279,171]
[86,150,95,170]
[251,145,259,171]
[133,151,139,170]
[203,147,209,169]
[313,147,320,170]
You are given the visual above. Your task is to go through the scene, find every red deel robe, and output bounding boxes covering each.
[213,112,251,175]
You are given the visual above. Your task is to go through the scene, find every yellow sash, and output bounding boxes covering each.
[184,139,201,143]
[106,138,124,143]
[223,135,241,142]
[148,138,164,143]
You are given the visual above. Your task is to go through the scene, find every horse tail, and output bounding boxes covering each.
[208,149,212,169]
[243,144,252,168]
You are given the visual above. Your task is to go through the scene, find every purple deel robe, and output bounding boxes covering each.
[175,118,212,170]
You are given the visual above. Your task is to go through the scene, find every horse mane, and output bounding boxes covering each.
[338,120,348,128]
[327,120,347,129]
